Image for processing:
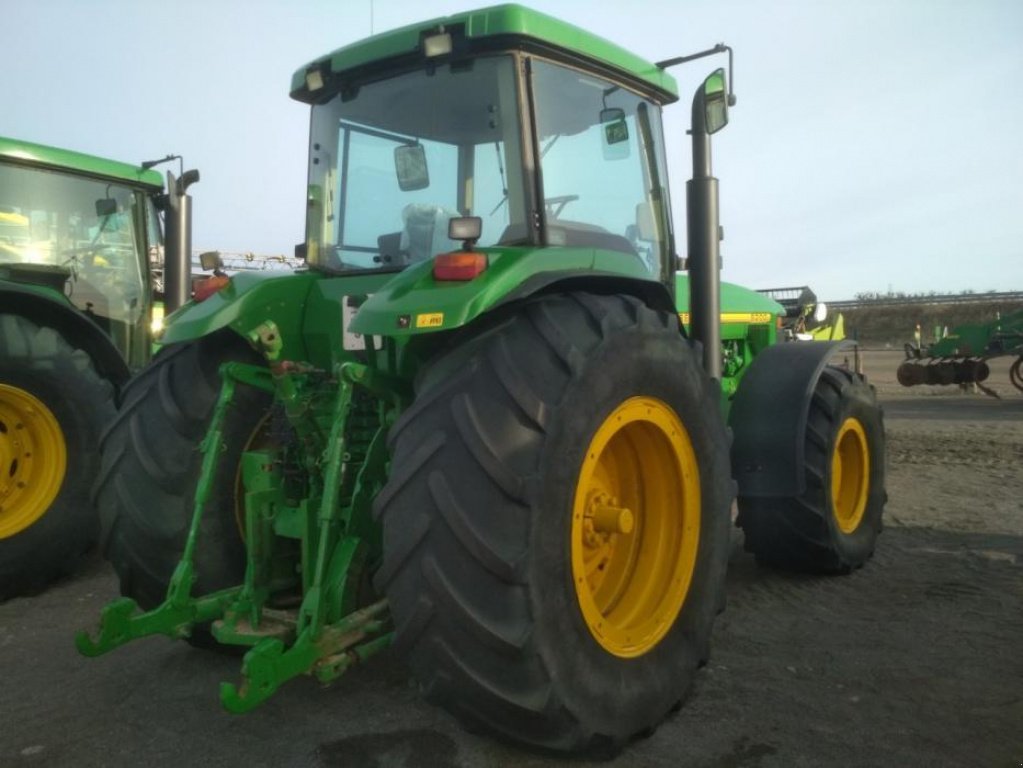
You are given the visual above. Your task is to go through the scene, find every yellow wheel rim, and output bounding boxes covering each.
[571,396,701,658]
[0,384,67,539]
[831,417,869,534]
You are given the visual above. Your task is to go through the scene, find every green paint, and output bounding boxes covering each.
[0,136,164,189]
[675,273,782,410]
[350,245,650,337]
[675,274,786,317]
[291,4,677,105]
[925,308,1023,358]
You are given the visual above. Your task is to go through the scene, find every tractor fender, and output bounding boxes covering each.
[493,270,677,316]
[159,270,321,355]
[349,247,673,339]
[0,285,130,386]
[729,339,856,498]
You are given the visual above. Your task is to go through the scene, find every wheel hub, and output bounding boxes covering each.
[831,416,869,534]
[571,397,701,658]
[0,384,67,539]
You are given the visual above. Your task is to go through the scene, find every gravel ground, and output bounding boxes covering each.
[1,350,1020,768]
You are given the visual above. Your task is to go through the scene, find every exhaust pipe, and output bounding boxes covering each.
[686,64,733,381]
[163,168,200,314]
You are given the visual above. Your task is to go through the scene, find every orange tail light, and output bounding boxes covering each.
[193,274,230,302]
[433,251,487,281]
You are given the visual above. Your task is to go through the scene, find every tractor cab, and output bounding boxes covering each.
[0,144,163,368]
[296,18,676,290]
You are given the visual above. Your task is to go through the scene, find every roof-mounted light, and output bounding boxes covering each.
[423,31,453,57]
[305,67,325,92]
[448,216,481,243]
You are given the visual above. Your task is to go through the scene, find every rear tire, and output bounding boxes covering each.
[738,366,885,573]
[0,314,114,600]
[95,332,268,613]
[374,293,732,754]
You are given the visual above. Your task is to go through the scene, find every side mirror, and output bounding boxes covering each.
[95,198,118,217]
[199,250,224,271]
[702,68,729,134]
[599,107,630,161]
[179,169,200,191]
[394,144,429,191]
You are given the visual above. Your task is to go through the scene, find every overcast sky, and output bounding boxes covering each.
[6,0,1021,300]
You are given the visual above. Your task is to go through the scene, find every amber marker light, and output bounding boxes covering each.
[193,275,230,302]
[434,215,486,280]
[433,251,487,281]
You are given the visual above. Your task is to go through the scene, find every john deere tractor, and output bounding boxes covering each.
[79,5,885,754]
[0,138,197,598]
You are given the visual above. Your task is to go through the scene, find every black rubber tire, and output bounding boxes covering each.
[95,332,268,614]
[738,366,885,573]
[0,314,114,600]
[374,293,732,755]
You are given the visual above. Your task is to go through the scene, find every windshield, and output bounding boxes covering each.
[530,59,673,277]
[306,55,527,273]
[0,161,152,362]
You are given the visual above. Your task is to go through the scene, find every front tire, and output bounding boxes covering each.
[374,293,732,753]
[738,366,885,573]
[0,314,114,600]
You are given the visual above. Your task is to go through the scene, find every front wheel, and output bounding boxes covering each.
[738,366,886,573]
[374,293,732,754]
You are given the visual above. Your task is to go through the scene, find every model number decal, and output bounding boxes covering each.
[678,312,773,325]
[415,312,444,328]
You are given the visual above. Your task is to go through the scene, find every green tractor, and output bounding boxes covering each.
[0,138,198,598]
[79,5,885,754]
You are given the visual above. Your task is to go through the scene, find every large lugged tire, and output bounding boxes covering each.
[95,332,268,611]
[738,366,885,573]
[374,293,732,754]
[0,314,114,600]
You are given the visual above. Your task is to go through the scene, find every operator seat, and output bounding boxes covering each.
[400,203,458,262]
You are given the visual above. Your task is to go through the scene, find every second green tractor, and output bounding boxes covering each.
[0,139,197,597]
[80,4,886,754]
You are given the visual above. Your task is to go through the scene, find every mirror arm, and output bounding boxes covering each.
[656,43,736,107]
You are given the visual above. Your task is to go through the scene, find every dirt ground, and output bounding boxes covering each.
[1,350,1021,768]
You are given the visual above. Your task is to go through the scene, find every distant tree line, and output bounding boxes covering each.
[852,289,1002,302]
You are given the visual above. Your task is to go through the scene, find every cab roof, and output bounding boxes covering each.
[0,136,164,190]
[290,3,678,105]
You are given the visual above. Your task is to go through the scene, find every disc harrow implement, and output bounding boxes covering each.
[897,309,1023,397]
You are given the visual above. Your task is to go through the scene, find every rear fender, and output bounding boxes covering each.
[729,340,855,498]
[159,271,320,358]
[348,246,668,338]
[0,285,129,386]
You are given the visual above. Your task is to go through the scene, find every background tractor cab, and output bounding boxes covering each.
[0,137,197,598]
